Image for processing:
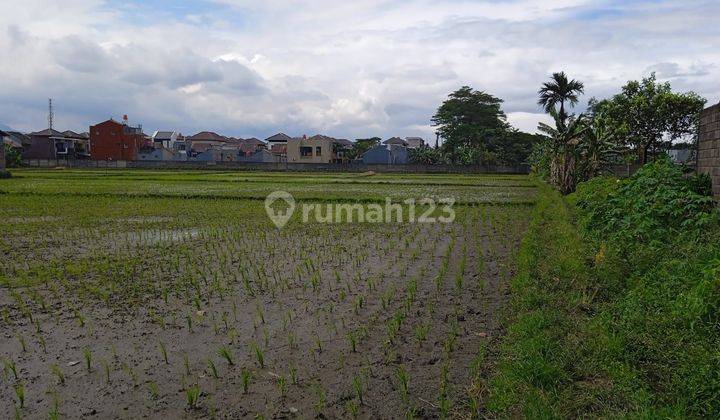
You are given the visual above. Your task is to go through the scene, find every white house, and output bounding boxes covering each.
[152,131,180,149]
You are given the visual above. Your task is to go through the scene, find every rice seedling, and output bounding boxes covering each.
[346,400,360,418]
[183,353,191,375]
[395,365,410,403]
[4,359,18,380]
[262,327,270,347]
[276,374,286,397]
[313,382,327,414]
[147,381,159,400]
[207,359,219,379]
[159,341,169,364]
[38,334,47,354]
[17,334,26,352]
[102,359,111,384]
[186,384,201,409]
[48,397,60,420]
[413,323,429,345]
[438,362,451,418]
[347,331,357,353]
[251,342,265,368]
[287,332,297,350]
[241,368,252,393]
[352,374,364,405]
[50,364,65,385]
[14,382,25,408]
[289,364,298,385]
[83,347,92,372]
[218,346,234,366]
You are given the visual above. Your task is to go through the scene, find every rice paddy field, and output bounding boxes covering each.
[0,169,537,419]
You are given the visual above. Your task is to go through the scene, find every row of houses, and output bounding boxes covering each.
[2,116,427,165]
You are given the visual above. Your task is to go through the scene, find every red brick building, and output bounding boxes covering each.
[90,118,145,161]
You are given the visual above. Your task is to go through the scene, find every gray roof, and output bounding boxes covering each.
[334,138,353,148]
[188,131,225,141]
[3,131,30,145]
[383,137,407,145]
[307,134,336,142]
[153,131,176,141]
[30,128,65,137]
[265,133,292,142]
[62,130,88,139]
[243,137,266,145]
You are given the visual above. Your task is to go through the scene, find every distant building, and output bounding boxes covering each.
[89,117,145,161]
[62,130,90,158]
[668,148,696,165]
[137,147,181,161]
[362,144,409,165]
[239,137,267,156]
[2,131,29,150]
[238,149,281,163]
[383,137,408,146]
[265,133,292,156]
[287,135,340,163]
[24,128,65,160]
[152,131,180,149]
[187,131,226,154]
[405,137,425,149]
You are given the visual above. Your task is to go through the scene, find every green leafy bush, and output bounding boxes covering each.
[5,145,22,167]
[570,157,716,246]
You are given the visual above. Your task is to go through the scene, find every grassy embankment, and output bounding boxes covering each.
[489,160,720,418]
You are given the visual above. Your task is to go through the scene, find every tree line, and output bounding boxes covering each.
[430,72,706,193]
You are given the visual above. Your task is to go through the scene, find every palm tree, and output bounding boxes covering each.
[538,72,585,123]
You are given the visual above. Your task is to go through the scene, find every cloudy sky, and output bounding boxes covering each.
[0,0,718,140]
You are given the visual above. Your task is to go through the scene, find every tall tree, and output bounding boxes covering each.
[590,73,705,163]
[538,72,585,124]
[537,110,589,194]
[431,86,508,162]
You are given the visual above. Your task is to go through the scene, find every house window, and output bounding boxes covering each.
[300,146,313,157]
[315,146,322,156]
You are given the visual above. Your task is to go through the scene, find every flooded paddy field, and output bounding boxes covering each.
[0,170,536,418]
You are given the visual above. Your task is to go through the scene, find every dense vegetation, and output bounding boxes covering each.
[425,86,542,167]
[532,72,705,194]
[489,158,719,417]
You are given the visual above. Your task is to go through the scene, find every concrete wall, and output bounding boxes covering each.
[698,103,720,197]
[286,137,334,163]
[22,158,530,174]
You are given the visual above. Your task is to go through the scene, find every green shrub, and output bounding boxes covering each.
[5,145,22,167]
[570,157,716,246]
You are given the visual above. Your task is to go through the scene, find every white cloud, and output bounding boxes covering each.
[507,112,554,134]
[0,0,718,140]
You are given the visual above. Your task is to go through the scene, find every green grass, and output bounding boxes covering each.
[488,182,720,418]
[1,169,537,205]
